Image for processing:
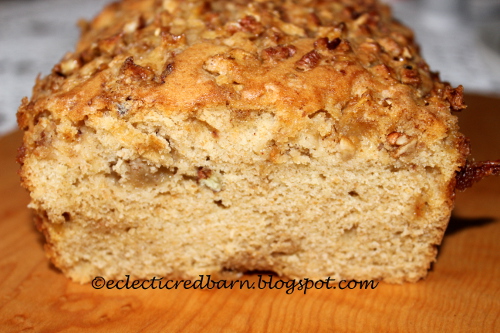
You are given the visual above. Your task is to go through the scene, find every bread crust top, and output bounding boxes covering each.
[17,0,467,168]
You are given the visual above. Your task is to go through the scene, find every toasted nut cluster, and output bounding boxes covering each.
[314,37,341,51]
[261,45,297,62]
[121,57,155,81]
[371,63,395,79]
[58,58,80,77]
[239,15,264,34]
[387,132,409,146]
[444,85,466,111]
[378,37,402,57]
[295,50,322,71]
[400,66,420,86]
[387,132,418,157]
[159,62,175,83]
[198,167,222,192]
[227,15,265,35]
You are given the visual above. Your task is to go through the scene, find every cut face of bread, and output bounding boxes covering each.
[17,0,468,283]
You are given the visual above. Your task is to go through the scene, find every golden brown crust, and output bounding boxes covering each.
[18,0,466,155]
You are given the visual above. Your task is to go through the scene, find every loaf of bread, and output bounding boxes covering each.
[17,0,470,283]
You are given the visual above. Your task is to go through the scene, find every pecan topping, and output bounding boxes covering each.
[263,27,286,44]
[121,57,155,81]
[456,160,500,191]
[400,67,420,85]
[308,12,321,27]
[314,37,341,51]
[261,45,297,62]
[378,37,401,57]
[343,6,361,20]
[80,44,101,65]
[16,145,27,165]
[444,85,466,112]
[371,64,395,79]
[159,62,175,83]
[295,50,321,72]
[239,15,264,35]
[457,136,471,157]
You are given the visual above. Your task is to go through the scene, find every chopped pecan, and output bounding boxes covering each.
[55,58,81,77]
[121,57,155,81]
[400,66,420,85]
[371,64,395,79]
[80,44,101,65]
[336,22,347,34]
[456,160,500,191]
[129,16,145,33]
[295,50,321,72]
[365,10,381,26]
[387,132,409,146]
[198,167,222,192]
[17,144,27,165]
[378,37,401,57]
[263,27,286,44]
[204,12,221,30]
[444,85,466,111]
[97,33,123,56]
[307,12,321,27]
[343,6,361,20]
[314,37,341,51]
[261,45,297,62]
[159,62,175,83]
[239,15,264,35]
[198,167,212,180]
[402,47,412,59]
[336,39,351,52]
[457,135,471,157]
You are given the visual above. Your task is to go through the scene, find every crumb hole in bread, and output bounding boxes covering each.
[341,224,358,240]
[74,119,86,136]
[181,174,198,182]
[213,200,229,208]
[381,98,392,108]
[107,161,123,182]
[307,109,332,119]
[128,162,175,186]
[189,117,219,138]
[348,190,359,197]
[389,166,403,172]
[62,212,71,222]
[33,110,51,126]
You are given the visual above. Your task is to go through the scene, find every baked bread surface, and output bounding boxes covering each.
[18,0,468,283]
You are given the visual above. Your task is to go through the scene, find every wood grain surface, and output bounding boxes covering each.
[0,94,499,332]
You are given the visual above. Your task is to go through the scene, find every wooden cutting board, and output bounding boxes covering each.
[1,94,499,332]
